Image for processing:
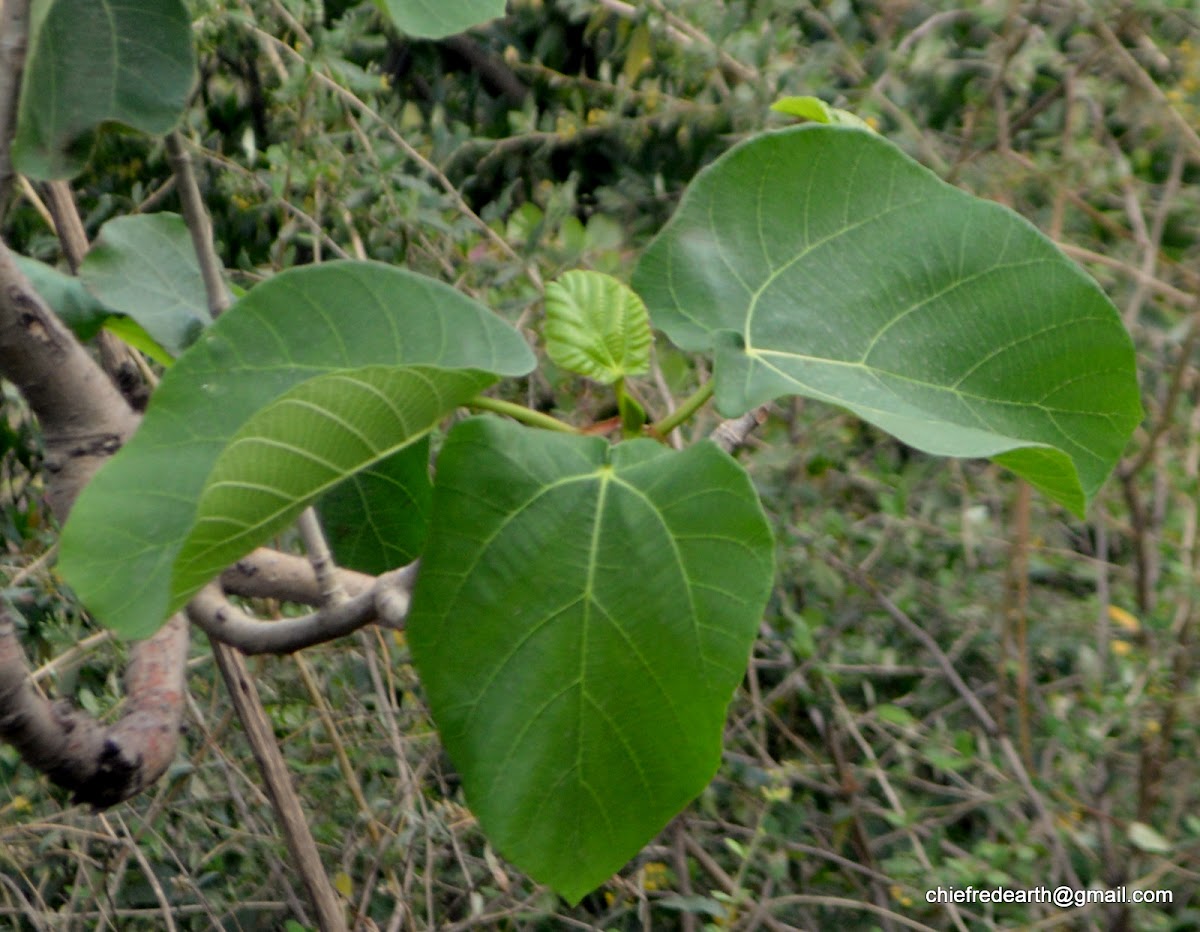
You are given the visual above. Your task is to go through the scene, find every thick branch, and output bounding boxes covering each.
[189,565,416,655]
[0,609,188,807]
[221,547,373,603]
[0,237,189,808]
[0,239,139,520]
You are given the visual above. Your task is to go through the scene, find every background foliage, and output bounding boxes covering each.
[2,0,1199,929]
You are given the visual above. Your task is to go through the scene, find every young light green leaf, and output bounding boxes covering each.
[543,270,652,384]
[173,366,488,605]
[373,0,507,39]
[770,96,874,131]
[102,316,175,367]
[633,125,1142,516]
[13,0,195,179]
[407,417,774,904]
[80,214,211,356]
[59,262,536,640]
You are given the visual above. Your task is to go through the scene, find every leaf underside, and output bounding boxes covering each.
[633,125,1143,515]
[59,262,535,640]
[407,418,774,903]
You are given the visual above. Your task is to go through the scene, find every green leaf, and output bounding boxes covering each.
[13,255,108,340]
[543,270,652,384]
[59,262,535,640]
[770,96,874,131]
[372,0,507,39]
[80,214,211,357]
[633,126,1142,515]
[174,366,487,602]
[317,439,431,575]
[102,316,175,367]
[407,418,774,903]
[13,0,196,179]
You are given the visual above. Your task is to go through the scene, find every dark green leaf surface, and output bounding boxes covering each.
[543,270,652,384]
[13,0,195,179]
[407,418,774,903]
[59,262,535,639]
[373,0,506,39]
[80,214,210,356]
[633,126,1142,515]
[317,439,431,575]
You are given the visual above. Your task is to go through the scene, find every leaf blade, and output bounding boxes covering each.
[174,366,489,604]
[317,438,431,575]
[13,0,195,179]
[407,418,774,903]
[79,214,211,356]
[373,0,506,39]
[59,261,535,640]
[633,125,1142,514]
[543,270,652,384]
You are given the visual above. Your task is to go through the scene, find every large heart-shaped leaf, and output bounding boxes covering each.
[407,418,774,903]
[13,0,195,179]
[373,0,507,39]
[59,262,535,640]
[80,214,211,357]
[633,125,1142,515]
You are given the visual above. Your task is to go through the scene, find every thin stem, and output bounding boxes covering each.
[650,379,714,439]
[466,396,581,433]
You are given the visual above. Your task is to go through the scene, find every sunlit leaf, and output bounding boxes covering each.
[770,95,874,130]
[60,262,535,639]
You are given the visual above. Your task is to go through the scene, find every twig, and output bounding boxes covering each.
[824,554,1084,890]
[295,508,347,606]
[165,132,231,318]
[207,639,347,931]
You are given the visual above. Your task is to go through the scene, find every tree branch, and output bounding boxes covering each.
[0,239,139,519]
[188,565,416,655]
[0,235,186,808]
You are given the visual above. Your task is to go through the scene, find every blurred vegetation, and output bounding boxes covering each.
[3,0,1200,929]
